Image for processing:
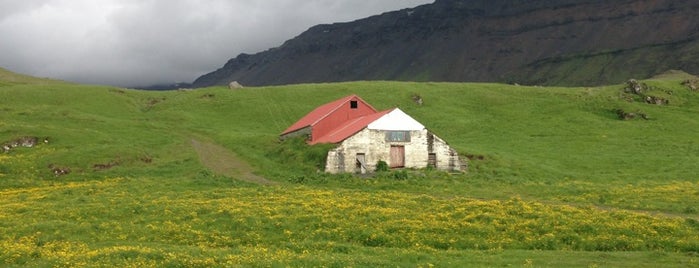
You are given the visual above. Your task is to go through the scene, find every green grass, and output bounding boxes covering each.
[1,70,699,266]
[0,67,67,86]
[512,41,699,86]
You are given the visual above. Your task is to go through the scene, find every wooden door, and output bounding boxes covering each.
[428,153,437,168]
[390,145,405,168]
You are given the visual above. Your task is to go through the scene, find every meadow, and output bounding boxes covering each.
[1,69,698,267]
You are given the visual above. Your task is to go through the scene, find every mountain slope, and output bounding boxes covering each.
[193,0,699,87]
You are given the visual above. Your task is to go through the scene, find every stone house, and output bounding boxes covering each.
[280,95,463,174]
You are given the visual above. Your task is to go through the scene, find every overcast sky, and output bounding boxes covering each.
[0,0,433,87]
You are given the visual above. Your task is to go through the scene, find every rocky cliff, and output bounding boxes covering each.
[192,0,699,87]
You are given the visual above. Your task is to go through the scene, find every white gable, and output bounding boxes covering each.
[367,108,425,131]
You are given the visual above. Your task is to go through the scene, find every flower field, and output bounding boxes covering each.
[1,176,698,267]
[553,180,699,213]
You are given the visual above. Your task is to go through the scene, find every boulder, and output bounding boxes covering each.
[625,79,647,95]
[682,79,699,91]
[645,95,669,105]
[228,81,244,90]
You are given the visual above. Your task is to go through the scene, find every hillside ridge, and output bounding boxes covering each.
[0,67,66,85]
[192,0,699,88]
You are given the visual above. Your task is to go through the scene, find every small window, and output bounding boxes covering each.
[386,131,410,142]
[350,100,358,109]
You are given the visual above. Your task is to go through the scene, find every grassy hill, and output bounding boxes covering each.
[1,69,698,266]
[0,67,68,87]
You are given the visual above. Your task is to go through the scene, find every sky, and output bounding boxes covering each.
[0,0,433,87]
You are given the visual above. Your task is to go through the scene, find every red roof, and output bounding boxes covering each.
[281,95,378,142]
[310,109,393,144]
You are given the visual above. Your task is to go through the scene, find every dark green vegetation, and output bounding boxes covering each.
[1,68,699,266]
[515,41,699,86]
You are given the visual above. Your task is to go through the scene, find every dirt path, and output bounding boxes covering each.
[191,139,275,185]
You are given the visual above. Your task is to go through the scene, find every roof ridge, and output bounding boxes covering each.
[310,94,358,126]
[281,94,378,135]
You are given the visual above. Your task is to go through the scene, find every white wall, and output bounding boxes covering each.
[367,108,424,131]
[325,128,462,173]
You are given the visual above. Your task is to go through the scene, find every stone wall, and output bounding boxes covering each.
[325,128,461,173]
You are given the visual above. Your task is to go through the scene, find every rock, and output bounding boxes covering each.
[614,109,648,120]
[625,79,647,95]
[682,79,699,91]
[411,94,423,105]
[1,136,49,153]
[645,95,669,105]
[48,164,70,177]
[228,81,244,90]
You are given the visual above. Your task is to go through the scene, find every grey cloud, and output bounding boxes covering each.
[0,0,433,87]
[0,0,48,21]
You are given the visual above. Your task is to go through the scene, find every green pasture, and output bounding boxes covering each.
[1,68,698,266]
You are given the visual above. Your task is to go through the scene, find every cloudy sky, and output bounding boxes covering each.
[0,0,433,87]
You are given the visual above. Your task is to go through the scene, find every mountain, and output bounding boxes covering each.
[192,0,699,87]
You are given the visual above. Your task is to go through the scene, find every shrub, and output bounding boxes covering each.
[375,161,389,172]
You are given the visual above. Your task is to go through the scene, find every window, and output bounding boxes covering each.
[386,131,410,142]
[350,100,358,109]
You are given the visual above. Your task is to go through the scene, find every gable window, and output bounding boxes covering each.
[386,131,410,142]
[350,100,358,109]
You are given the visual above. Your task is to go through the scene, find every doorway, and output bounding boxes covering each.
[428,153,437,168]
[390,145,405,168]
[356,153,367,174]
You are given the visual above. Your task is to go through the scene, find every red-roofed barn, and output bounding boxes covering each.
[281,95,463,174]
[280,95,377,144]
